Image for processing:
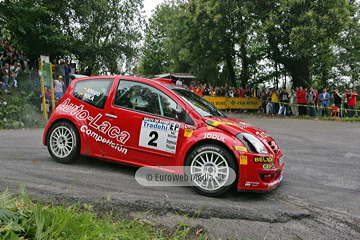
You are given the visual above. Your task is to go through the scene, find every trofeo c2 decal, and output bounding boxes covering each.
[57,98,129,154]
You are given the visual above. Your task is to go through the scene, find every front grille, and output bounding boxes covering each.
[267,141,279,153]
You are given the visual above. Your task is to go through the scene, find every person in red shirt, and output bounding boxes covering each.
[296,86,307,116]
[330,103,340,117]
[237,86,245,98]
[346,86,358,117]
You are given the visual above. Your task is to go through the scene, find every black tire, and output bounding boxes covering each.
[185,144,237,197]
[46,121,80,164]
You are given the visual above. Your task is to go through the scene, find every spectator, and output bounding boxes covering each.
[202,84,210,96]
[209,87,216,96]
[237,86,245,97]
[10,62,21,88]
[1,63,15,88]
[306,87,316,117]
[64,60,71,88]
[0,79,11,93]
[54,76,65,100]
[319,87,330,117]
[270,87,279,115]
[296,86,307,116]
[345,86,358,117]
[20,51,29,71]
[244,86,252,98]
[259,86,268,97]
[176,78,183,86]
[228,88,235,97]
[332,89,343,117]
[57,60,65,81]
[330,103,340,118]
[51,59,58,80]
[261,90,268,113]
[194,85,204,96]
[253,84,260,99]
[39,86,52,118]
[279,88,289,115]
[289,88,298,116]
[2,50,12,66]
[70,63,76,74]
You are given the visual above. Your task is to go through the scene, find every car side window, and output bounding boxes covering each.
[73,79,113,109]
[114,80,184,121]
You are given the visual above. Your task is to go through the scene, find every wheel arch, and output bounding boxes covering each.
[45,118,81,147]
[183,139,239,172]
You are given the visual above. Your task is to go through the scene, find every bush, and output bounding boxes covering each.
[0,73,47,129]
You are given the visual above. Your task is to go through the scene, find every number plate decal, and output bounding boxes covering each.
[139,117,180,153]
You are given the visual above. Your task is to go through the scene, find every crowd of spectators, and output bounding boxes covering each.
[0,41,29,93]
[176,80,358,118]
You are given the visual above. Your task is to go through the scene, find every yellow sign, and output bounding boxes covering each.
[184,129,193,137]
[203,96,262,109]
[203,96,227,109]
[226,97,262,109]
[254,157,274,163]
[235,146,248,152]
[240,156,248,165]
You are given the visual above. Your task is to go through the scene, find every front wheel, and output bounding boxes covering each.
[185,145,237,197]
[47,121,80,163]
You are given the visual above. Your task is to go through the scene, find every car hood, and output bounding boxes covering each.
[203,117,271,141]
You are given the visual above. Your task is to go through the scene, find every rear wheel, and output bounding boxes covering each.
[47,121,80,163]
[185,145,237,197]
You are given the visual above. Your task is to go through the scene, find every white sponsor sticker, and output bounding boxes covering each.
[139,117,180,153]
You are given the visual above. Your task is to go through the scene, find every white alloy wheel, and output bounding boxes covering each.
[186,145,237,196]
[49,126,75,158]
[47,121,80,163]
[190,150,230,191]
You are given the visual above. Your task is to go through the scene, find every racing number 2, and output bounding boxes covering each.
[148,131,158,147]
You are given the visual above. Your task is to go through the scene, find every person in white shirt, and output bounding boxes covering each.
[10,62,21,87]
[176,79,183,86]
[53,76,65,100]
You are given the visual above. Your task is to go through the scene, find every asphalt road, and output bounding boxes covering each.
[0,116,359,239]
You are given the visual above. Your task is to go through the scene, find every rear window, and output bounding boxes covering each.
[73,79,113,109]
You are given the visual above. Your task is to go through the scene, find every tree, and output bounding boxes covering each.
[0,0,70,60]
[0,0,144,75]
[257,0,353,87]
[139,0,191,77]
[67,0,144,75]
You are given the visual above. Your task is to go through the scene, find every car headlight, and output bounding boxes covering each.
[236,133,268,154]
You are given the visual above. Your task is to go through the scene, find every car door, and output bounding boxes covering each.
[100,78,188,167]
[70,77,114,157]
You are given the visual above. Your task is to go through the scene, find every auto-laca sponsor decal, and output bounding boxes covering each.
[139,117,180,153]
[57,98,129,154]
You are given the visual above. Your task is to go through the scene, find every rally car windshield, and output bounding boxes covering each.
[171,88,227,118]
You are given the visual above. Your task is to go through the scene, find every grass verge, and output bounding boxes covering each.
[0,183,207,239]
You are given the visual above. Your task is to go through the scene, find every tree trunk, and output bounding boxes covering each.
[239,43,249,88]
[283,57,310,88]
[225,56,237,87]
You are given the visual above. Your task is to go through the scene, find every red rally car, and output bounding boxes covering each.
[43,76,284,196]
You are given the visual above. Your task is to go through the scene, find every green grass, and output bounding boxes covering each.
[0,183,207,240]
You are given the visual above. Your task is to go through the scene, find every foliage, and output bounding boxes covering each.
[0,0,144,75]
[67,0,145,75]
[139,0,190,77]
[0,0,71,60]
[0,184,209,239]
[250,0,354,88]
[0,74,47,130]
[139,0,360,89]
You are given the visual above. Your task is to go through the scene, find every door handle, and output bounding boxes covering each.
[105,113,118,119]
